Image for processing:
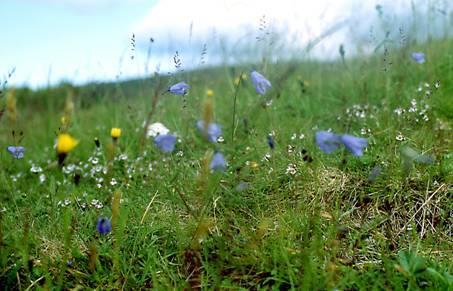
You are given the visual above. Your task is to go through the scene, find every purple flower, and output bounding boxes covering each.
[316,131,368,157]
[267,135,274,150]
[168,82,190,95]
[340,134,368,157]
[315,131,341,154]
[7,146,25,159]
[210,152,227,172]
[411,52,425,64]
[154,134,177,153]
[196,120,222,142]
[96,217,111,235]
[250,71,271,96]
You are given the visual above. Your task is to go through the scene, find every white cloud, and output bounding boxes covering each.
[132,0,450,68]
[134,0,351,52]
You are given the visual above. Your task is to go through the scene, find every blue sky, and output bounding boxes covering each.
[1,0,156,87]
[1,0,450,88]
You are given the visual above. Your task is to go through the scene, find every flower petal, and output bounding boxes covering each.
[315,131,341,154]
[340,134,368,156]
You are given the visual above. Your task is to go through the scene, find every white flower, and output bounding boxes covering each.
[30,165,43,173]
[146,122,170,137]
[286,163,297,175]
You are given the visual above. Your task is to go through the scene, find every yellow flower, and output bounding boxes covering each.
[234,73,247,86]
[206,89,214,97]
[111,128,122,139]
[57,134,78,154]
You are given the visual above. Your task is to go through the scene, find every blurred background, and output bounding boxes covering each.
[1,0,451,88]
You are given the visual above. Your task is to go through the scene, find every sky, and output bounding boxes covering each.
[0,0,451,88]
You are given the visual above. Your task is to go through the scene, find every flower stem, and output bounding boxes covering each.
[231,72,243,147]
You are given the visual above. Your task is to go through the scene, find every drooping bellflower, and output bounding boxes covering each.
[7,146,25,159]
[96,217,111,235]
[210,152,227,172]
[154,134,177,153]
[316,131,368,157]
[411,52,425,64]
[250,71,271,96]
[196,120,222,143]
[168,82,190,95]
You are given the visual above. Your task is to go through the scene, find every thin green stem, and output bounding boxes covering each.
[231,72,243,148]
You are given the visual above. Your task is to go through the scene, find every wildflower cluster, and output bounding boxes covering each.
[393,81,439,125]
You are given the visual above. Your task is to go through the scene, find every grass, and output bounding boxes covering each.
[0,35,452,290]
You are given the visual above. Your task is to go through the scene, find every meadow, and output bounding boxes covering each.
[0,28,452,289]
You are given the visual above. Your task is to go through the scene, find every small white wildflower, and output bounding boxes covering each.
[30,165,43,174]
[176,150,184,157]
[91,199,103,209]
[58,199,71,207]
[434,81,440,89]
[39,174,46,183]
[265,99,273,107]
[110,178,118,186]
[118,154,128,161]
[287,145,295,154]
[291,133,297,140]
[395,133,406,141]
[217,136,225,143]
[263,153,272,162]
[62,164,76,174]
[360,128,371,135]
[88,156,99,165]
[394,108,404,115]
[299,133,305,140]
[285,163,297,175]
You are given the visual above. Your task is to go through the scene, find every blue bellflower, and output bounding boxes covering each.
[7,146,25,159]
[340,134,368,157]
[267,135,275,150]
[210,152,227,172]
[411,52,425,64]
[316,131,368,157]
[250,71,271,96]
[196,120,222,142]
[154,134,177,153]
[96,217,111,235]
[168,82,190,95]
[315,131,341,154]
